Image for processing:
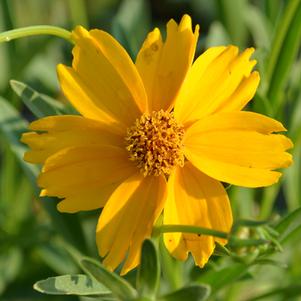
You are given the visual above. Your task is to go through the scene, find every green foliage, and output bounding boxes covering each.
[112,0,151,58]
[81,258,138,300]
[157,285,210,301]
[137,239,160,299]
[276,207,301,243]
[34,274,111,296]
[35,239,211,301]
[10,80,65,118]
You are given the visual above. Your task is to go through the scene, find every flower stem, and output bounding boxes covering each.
[0,25,74,44]
[154,224,229,239]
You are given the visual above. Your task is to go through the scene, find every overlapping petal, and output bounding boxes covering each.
[163,162,232,267]
[57,25,147,131]
[174,46,259,126]
[21,115,123,163]
[136,14,199,112]
[96,174,167,275]
[38,145,137,212]
[184,112,293,187]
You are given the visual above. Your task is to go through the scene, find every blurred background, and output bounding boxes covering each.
[0,0,301,300]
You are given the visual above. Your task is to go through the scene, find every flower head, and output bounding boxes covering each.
[22,15,293,275]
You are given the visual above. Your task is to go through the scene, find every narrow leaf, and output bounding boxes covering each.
[267,1,301,112]
[81,258,137,300]
[281,224,301,245]
[229,237,269,248]
[112,0,150,58]
[0,96,38,184]
[0,97,87,252]
[137,239,160,299]
[197,263,248,292]
[275,207,301,240]
[33,274,112,296]
[213,243,231,256]
[244,4,271,49]
[10,80,65,118]
[158,284,210,301]
[266,0,300,83]
[234,219,270,228]
[252,259,288,269]
[245,284,301,301]
[215,0,248,47]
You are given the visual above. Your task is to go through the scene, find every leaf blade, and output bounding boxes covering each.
[137,239,160,299]
[158,284,210,301]
[81,258,137,300]
[33,274,112,296]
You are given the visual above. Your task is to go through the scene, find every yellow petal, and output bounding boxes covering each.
[215,71,260,114]
[38,145,137,212]
[58,26,147,128]
[96,174,167,274]
[21,115,123,164]
[28,114,119,133]
[136,14,199,112]
[163,163,232,267]
[186,111,287,134]
[174,46,258,126]
[184,112,293,187]
[57,182,119,213]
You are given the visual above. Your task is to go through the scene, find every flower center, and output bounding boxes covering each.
[125,110,185,176]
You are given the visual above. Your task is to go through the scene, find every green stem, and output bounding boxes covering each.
[154,224,229,239]
[0,25,74,44]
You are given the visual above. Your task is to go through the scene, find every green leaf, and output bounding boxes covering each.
[10,80,65,118]
[284,145,301,210]
[251,259,288,269]
[197,263,248,292]
[205,21,231,48]
[281,224,301,245]
[215,0,248,47]
[0,96,38,185]
[81,258,138,300]
[258,184,281,220]
[213,243,231,256]
[159,237,183,291]
[266,0,301,113]
[111,0,150,58]
[158,284,210,301]
[34,242,78,275]
[244,284,301,301]
[228,237,269,248]
[275,207,301,241]
[265,0,282,24]
[243,4,271,49]
[234,219,270,228]
[0,247,23,294]
[0,97,87,252]
[137,239,159,299]
[33,274,112,297]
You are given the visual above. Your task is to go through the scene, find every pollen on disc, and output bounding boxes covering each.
[125,110,185,176]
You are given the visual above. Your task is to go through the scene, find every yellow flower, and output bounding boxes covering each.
[21,15,292,275]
